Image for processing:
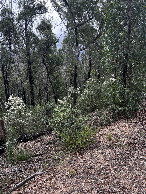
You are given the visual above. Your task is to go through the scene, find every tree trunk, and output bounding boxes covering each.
[25,18,35,106]
[42,57,58,104]
[1,63,9,102]
[88,50,92,79]
[45,76,49,103]
[22,83,26,104]
[123,0,132,88]
[73,27,79,105]
[27,57,35,106]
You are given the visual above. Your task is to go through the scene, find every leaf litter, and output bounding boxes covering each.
[0,109,145,194]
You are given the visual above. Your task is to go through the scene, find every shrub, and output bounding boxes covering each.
[45,102,56,119]
[26,105,50,139]
[6,126,32,164]
[102,78,144,119]
[4,95,49,141]
[4,95,27,138]
[77,76,144,126]
[77,78,102,114]
[50,98,95,150]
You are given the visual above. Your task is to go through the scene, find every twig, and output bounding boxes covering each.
[7,171,43,194]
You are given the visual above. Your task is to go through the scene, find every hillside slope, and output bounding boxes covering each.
[0,109,145,193]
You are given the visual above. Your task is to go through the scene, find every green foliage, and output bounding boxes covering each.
[7,145,32,164]
[26,105,50,137]
[50,97,95,150]
[77,75,144,125]
[96,110,112,126]
[0,0,145,157]
[45,102,56,119]
[4,95,49,141]
[4,95,50,163]
[101,0,145,119]
[6,126,18,163]
[77,78,102,114]
[102,78,144,119]
[15,148,32,162]
[6,126,32,164]
[107,133,112,141]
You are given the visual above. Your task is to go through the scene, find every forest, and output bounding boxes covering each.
[0,0,145,193]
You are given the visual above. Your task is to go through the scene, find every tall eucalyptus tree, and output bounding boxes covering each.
[51,0,104,104]
[0,7,17,101]
[102,0,145,114]
[37,19,62,104]
[17,0,47,105]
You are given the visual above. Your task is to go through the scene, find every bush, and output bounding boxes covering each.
[4,95,27,138]
[77,78,102,114]
[7,144,32,164]
[26,105,50,138]
[77,76,144,126]
[102,78,144,119]
[50,98,95,150]
[4,95,49,141]
[6,126,32,164]
[45,102,56,119]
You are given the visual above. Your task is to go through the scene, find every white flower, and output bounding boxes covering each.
[109,78,116,82]
[58,99,64,104]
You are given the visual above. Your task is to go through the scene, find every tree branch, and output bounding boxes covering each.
[7,171,43,194]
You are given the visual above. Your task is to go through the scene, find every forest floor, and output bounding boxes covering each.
[0,110,145,194]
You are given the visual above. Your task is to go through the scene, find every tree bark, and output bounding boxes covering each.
[42,57,58,104]
[123,0,132,88]
[73,27,79,105]
[27,56,35,106]
[88,50,92,79]
[1,63,9,102]
[25,18,35,106]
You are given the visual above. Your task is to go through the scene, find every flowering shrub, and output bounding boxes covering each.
[4,95,27,139]
[63,86,80,106]
[50,97,95,150]
[4,95,49,141]
[4,95,50,163]
[77,78,102,114]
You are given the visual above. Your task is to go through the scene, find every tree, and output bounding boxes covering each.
[17,0,47,105]
[0,7,17,101]
[51,0,104,104]
[37,19,63,104]
[102,0,145,115]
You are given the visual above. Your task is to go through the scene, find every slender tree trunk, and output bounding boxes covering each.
[21,81,26,104]
[123,0,132,88]
[25,18,35,106]
[97,65,101,80]
[38,87,42,105]
[42,57,58,104]
[27,56,35,106]
[45,76,49,102]
[1,32,12,102]
[74,27,78,90]
[1,63,9,102]
[88,50,92,79]
[73,27,79,105]
[48,74,58,104]
[95,50,102,81]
